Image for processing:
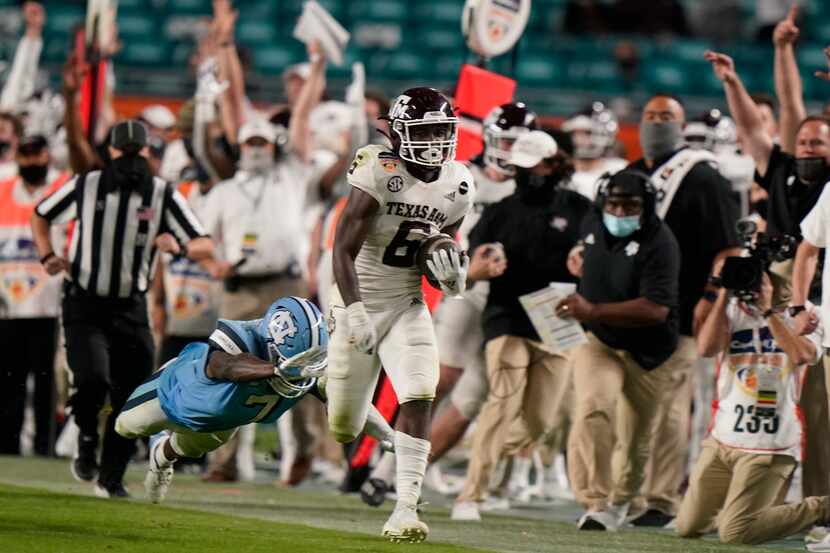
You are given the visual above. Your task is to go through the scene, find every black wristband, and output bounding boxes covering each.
[702,290,718,303]
[40,252,55,264]
[707,275,723,288]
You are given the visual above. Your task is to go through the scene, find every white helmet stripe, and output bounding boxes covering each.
[292,296,320,349]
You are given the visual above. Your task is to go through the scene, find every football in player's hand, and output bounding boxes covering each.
[416,233,463,290]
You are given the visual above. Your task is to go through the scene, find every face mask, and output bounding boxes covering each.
[640,121,682,160]
[0,140,10,158]
[603,213,641,237]
[794,157,828,185]
[239,146,273,173]
[515,169,556,203]
[19,164,49,186]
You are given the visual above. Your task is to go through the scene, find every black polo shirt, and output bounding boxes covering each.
[755,144,826,239]
[469,188,593,342]
[579,214,681,369]
[629,149,739,336]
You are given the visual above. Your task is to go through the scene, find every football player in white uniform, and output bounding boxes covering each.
[329,87,474,542]
[562,102,627,200]
[427,103,536,485]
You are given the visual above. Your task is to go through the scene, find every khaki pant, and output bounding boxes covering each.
[676,438,829,544]
[207,275,310,479]
[634,336,697,515]
[457,335,571,503]
[803,360,830,497]
[568,333,673,511]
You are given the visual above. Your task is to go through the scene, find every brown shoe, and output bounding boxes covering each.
[201,470,237,483]
[280,455,312,487]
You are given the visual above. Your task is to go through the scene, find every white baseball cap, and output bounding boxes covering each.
[508,130,558,168]
[282,62,311,82]
[238,118,278,144]
[140,105,176,130]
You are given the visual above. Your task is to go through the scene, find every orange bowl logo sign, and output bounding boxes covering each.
[463,0,531,59]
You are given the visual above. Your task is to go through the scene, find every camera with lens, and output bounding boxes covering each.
[720,220,796,299]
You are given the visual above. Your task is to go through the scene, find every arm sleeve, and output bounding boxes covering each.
[638,228,681,307]
[699,164,740,256]
[753,144,786,189]
[35,176,78,224]
[207,320,250,355]
[161,184,208,244]
[346,146,384,205]
[800,185,830,247]
[0,35,42,111]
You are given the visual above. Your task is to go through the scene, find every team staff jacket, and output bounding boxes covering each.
[578,212,681,369]
[469,187,593,343]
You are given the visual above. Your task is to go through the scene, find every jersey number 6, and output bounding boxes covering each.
[382,220,432,268]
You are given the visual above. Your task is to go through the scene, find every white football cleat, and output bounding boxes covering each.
[577,503,629,532]
[451,501,481,521]
[480,495,510,512]
[145,438,174,504]
[382,504,429,543]
[808,528,830,552]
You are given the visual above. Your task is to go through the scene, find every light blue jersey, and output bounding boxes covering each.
[152,319,316,433]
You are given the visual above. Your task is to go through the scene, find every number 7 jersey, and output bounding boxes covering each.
[346,145,474,310]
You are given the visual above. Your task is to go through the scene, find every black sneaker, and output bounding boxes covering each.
[629,508,674,527]
[95,481,130,499]
[360,478,391,507]
[70,435,99,482]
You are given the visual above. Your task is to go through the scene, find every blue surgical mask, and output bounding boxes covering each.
[603,213,641,237]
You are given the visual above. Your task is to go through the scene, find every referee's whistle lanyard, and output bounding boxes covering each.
[238,173,269,211]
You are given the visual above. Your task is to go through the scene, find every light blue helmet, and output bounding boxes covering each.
[258,297,329,398]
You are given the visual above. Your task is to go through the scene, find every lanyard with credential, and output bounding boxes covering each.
[237,173,269,257]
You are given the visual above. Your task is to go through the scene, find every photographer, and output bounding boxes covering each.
[677,268,829,545]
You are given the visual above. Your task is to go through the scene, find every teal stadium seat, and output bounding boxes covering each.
[368,51,431,81]
[118,41,171,67]
[516,55,563,87]
[165,0,212,15]
[254,44,305,74]
[117,12,157,37]
[643,58,692,94]
[46,5,84,35]
[416,1,464,27]
[418,27,463,51]
[349,0,407,23]
[237,18,277,45]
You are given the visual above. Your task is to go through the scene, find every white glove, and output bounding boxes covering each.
[346,301,377,355]
[426,248,468,297]
[276,346,328,381]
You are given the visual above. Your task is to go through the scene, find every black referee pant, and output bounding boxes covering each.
[62,286,154,487]
[0,318,58,455]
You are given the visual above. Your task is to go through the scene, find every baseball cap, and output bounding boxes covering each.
[282,62,311,82]
[140,104,176,130]
[110,119,149,152]
[508,130,558,168]
[238,118,277,144]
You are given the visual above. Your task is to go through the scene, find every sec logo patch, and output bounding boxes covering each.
[387,176,404,192]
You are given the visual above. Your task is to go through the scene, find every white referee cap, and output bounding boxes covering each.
[140,105,176,130]
[508,130,558,168]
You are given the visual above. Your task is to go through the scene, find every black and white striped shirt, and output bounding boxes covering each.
[36,169,206,298]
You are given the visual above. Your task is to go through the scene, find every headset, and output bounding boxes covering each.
[594,169,658,221]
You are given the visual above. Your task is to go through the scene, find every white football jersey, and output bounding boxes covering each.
[347,145,474,309]
[567,157,627,200]
[709,301,823,460]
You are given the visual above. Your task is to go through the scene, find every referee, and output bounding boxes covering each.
[31,120,214,498]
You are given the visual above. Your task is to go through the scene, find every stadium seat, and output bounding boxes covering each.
[46,6,84,35]
[254,45,305,75]
[367,50,432,81]
[165,0,212,15]
[417,1,464,26]
[516,55,563,87]
[237,19,277,45]
[118,42,172,67]
[349,0,407,23]
[117,12,157,37]
[642,59,692,94]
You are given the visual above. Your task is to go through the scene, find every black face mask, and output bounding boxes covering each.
[515,169,557,203]
[794,157,829,185]
[0,140,10,158]
[112,154,151,188]
[19,164,49,186]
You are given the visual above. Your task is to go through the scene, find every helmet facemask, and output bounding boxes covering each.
[392,114,458,167]
[483,126,528,176]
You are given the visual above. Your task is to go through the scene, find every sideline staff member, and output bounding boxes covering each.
[31,120,214,498]
[557,170,681,531]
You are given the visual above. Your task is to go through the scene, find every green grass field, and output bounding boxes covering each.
[0,456,807,553]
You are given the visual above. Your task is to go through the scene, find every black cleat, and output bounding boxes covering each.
[95,481,130,499]
[629,509,674,527]
[70,435,99,482]
[360,478,391,508]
